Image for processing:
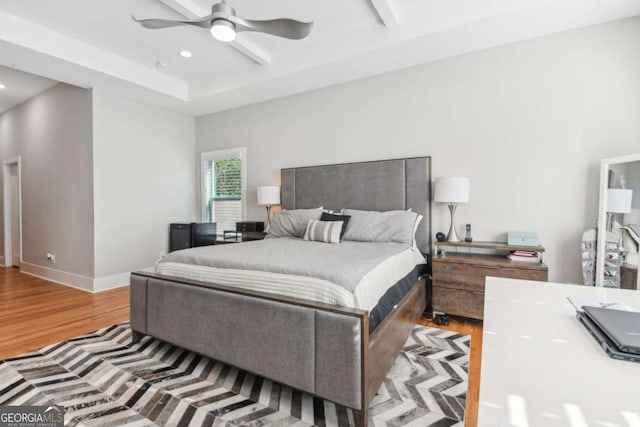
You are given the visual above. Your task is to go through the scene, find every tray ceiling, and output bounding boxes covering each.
[0,0,639,116]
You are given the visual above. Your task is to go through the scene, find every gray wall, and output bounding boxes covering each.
[196,17,640,284]
[0,84,195,291]
[0,83,94,277]
[92,89,196,286]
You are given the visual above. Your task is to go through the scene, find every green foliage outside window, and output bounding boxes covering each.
[204,157,242,223]
[214,158,241,199]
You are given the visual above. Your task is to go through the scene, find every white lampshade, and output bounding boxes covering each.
[607,189,633,214]
[624,208,640,225]
[257,186,280,206]
[434,177,470,204]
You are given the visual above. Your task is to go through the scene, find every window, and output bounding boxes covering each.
[201,148,246,232]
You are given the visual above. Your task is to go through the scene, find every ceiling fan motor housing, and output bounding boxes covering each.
[211,1,235,21]
[210,1,236,32]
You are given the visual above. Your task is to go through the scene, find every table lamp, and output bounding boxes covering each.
[434,177,470,242]
[606,188,632,231]
[257,185,280,231]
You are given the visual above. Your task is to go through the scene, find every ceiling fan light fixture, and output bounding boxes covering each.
[133,1,313,41]
[210,19,236,42]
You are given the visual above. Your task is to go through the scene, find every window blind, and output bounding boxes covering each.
[202,149,245,229]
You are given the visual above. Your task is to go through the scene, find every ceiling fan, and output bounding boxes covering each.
[132,0,313,42]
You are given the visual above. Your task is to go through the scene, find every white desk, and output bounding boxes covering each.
[478,277,640,427]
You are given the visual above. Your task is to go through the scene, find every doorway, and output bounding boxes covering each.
[3,157,22,268]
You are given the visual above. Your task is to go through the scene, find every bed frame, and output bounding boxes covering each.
[130,157,431,426]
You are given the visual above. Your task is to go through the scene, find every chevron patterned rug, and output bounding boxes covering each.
[0,323,469,426]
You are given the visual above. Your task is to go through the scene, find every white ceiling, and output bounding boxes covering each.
[0,0,639,116]
[0,65,57,114]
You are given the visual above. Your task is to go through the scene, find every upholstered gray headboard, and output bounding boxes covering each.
[281,157,432,254]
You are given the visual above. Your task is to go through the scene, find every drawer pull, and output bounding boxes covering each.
[473,265,500,269]
[472,291,484,295]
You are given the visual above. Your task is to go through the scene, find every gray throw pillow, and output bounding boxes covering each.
[342,209,419,245]
[304,220,343,244]
[267,208,323,238]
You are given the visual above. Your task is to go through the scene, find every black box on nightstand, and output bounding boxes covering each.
[236,221,265,232]
[169,222,217,252]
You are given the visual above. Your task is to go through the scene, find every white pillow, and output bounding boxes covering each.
[267,208,323,238]
[412,214,423,248]
[342,209,420,246]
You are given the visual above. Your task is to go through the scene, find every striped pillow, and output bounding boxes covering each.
[304,219,344,244]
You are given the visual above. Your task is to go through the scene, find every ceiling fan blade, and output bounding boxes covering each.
[131,15,212,30]
[230,17,313,39]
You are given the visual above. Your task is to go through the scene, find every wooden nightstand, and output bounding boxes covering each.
[432,241,548,320]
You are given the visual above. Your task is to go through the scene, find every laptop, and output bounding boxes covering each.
[576,311,640,362]
[582,306,640,355]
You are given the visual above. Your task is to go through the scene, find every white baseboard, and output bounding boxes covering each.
[93,267,154,292]
[93,272,130,292]
[18,262,154,293]
[0,255,4,266]
[20,262,93,292]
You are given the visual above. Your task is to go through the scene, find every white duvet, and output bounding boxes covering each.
[155,245,425,311]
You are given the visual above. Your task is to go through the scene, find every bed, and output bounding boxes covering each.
[129,157,432,426]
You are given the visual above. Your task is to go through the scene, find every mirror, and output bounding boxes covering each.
[595,153,640,289]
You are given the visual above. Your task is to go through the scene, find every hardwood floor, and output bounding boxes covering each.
[0,266,130,359]
[418,314,483,427]
[0,267,483,426]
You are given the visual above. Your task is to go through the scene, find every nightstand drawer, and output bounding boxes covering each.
[433,261,547,292]
[433,286,484,319]
[433,262,485,292]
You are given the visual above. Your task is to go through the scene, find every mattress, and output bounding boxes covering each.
[156,238,426,312]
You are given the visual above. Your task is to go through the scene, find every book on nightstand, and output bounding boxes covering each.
[508,250,540,263]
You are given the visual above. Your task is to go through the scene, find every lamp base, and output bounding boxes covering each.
[446,204,462,242]
[606,212,616,232]
[265,205,272,232]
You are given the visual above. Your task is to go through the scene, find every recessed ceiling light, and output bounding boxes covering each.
[179,50,193,58]
[0,83,5,89]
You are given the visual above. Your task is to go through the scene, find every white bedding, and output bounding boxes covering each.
[155,245,425,311]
